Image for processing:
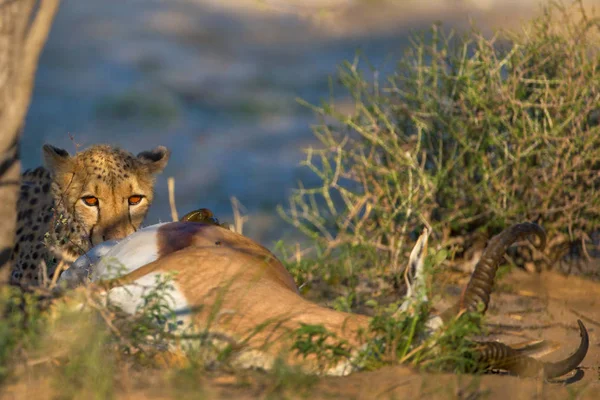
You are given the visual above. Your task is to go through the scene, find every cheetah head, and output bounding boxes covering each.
[43,144,170,249]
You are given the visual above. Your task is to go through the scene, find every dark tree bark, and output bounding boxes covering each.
[0,0,60,284]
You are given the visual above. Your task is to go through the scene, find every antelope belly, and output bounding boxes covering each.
[106,271,193,331]
[91,223,169,281]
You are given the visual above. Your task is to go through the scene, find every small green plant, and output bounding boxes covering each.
[106,271,188,365]
[419,312,484,374]
[134,272,181,335]
[351,298,485,375]
[357,301,430,371]
[291,323,353,373]
[331,292,356,313]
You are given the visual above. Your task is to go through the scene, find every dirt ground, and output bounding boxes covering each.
[2,268,599,399]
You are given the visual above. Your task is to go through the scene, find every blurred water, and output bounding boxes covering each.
[22,0,594,246]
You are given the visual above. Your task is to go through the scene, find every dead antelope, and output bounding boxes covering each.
[58,213,588,378]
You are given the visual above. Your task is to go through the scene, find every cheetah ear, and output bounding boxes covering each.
[42,144,73,174]
[136,146,170,175]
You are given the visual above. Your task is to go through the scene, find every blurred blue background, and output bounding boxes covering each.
[22,0,562,246]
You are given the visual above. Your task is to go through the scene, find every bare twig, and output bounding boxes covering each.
[50,260,68,288]
[230,196,248,235]
[167,176,179,222]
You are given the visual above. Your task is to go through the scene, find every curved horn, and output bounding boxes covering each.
[473,319,588,379]
[441,222,546,322]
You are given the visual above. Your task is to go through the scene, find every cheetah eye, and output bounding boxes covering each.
[82,196,99,207]
[128,195,143,205]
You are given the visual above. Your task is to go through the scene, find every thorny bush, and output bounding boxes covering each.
[279,0,600,278]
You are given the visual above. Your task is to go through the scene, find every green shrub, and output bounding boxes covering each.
[279,0,600,274]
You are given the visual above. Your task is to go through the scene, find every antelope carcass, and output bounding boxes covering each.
[58,214,588,378]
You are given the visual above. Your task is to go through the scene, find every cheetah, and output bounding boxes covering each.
[10,143,170,287]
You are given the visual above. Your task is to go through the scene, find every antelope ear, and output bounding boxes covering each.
[136,146,170,175]
[42,144,73,174]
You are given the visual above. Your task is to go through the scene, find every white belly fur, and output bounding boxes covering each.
[64,222,194,333]
[91,223,168,281]
[105,271,193,334]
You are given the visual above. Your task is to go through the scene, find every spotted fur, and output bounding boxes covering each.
[10,167,55,284]
[10,144,170,287]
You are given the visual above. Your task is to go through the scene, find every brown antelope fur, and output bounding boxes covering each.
[58,219,588,377]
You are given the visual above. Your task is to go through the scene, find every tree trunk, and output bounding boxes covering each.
[0,0,60,284]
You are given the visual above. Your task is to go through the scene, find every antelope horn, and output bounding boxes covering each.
[440,222,546,322]
[473,319,588,379]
